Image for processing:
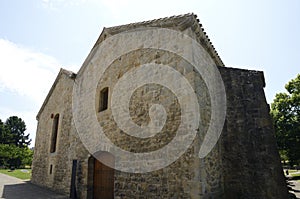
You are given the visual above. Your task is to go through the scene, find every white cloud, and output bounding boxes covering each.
[41,0,88,9]
[0,39,69,147]
[99,0,132,16]
[0,39,61,104]
[39,0,187,20]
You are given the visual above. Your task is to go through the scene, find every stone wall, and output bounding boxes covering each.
[93,47,223,198]
[31,70,90,198]
[219,67,288,199]
[31,65,289,199]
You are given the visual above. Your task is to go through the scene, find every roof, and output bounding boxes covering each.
[90,13,224,67]
[37,13,224,119]
[36,68,75,120]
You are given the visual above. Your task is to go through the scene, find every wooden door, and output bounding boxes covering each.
[93,153,114,199]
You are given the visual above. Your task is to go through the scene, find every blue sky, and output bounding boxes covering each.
[0,0,299,146]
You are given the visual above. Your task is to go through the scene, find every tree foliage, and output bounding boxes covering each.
[0,116,32,168]
[0,144,33,168]
[0,119,11,145]
[271,74,300,166]
[4,116,31,147]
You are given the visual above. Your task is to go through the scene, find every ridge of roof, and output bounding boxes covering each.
[36,68,76,120]
[91,13,224,67]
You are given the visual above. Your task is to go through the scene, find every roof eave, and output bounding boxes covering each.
[36,68,75,120]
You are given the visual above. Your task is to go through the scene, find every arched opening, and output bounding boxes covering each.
[88,151,115,199]
[49,164,53,174]
[50,114,59,153]
[99,87,109,112]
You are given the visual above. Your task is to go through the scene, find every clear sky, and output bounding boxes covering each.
[0,0,299,146]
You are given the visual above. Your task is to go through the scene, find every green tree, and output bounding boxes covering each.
[0,144,33,168]
[0,116,33,168]
[5,116,31,147]
[21,147,34,166]
[0,119,11,144]
[271,74,300,166]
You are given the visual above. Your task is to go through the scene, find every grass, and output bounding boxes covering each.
[0,169,31,180]
[288,170,300,182]
[290,172,300,177]
[289,170,299,173]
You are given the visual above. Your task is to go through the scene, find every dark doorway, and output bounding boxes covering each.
[93,152,114,199]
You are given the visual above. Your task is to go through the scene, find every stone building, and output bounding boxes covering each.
[31,13,288,199]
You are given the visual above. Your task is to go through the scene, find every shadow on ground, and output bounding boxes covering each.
[2,181,68,199]
[287,176,300,199]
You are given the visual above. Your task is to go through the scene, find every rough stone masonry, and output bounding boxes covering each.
[31,13,288,199]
